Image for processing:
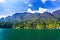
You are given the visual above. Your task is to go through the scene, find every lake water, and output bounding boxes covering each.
[0,29,60,40]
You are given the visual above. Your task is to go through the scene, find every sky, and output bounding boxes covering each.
[0,0,60,18]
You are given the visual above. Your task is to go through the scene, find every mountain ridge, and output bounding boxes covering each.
[0,10,60,22]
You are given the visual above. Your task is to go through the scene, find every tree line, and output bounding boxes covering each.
[0,19,60,29]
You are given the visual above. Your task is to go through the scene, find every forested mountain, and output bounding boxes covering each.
[0,10,60,29]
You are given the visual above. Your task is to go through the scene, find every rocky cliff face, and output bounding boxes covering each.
[0,10,60,22]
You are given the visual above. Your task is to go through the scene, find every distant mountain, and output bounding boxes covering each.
[4,12,40,22]
[52,10,60,20]
[0,10,60,22]
[40,12,54,20]
[53,10,60,16]
[0,17,4,22]
[5,16,11,21]
[10,12,40,21]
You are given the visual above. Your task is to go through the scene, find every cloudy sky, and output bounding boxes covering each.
[0,0,60,18]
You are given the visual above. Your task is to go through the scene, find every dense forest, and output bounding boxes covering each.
[0,20,60,29]
[0,10,60,29]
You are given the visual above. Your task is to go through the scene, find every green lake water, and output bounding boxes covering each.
[0,29,60,40]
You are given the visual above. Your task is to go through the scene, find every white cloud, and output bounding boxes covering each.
[25,2,28,4]
[27,8,35,13]
[41,0,56,3]
[41,0,47,3]
[0,0,4,3]
[20,0,30,2]
[28,4,32,7]
[38,7,47,13]
[27,8,32,12]
[51,0,56,1]
[27,7,47,13]
[0,15,6,18]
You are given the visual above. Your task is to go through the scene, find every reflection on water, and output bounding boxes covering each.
[0,29,4,40]
[0,29,60,40]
